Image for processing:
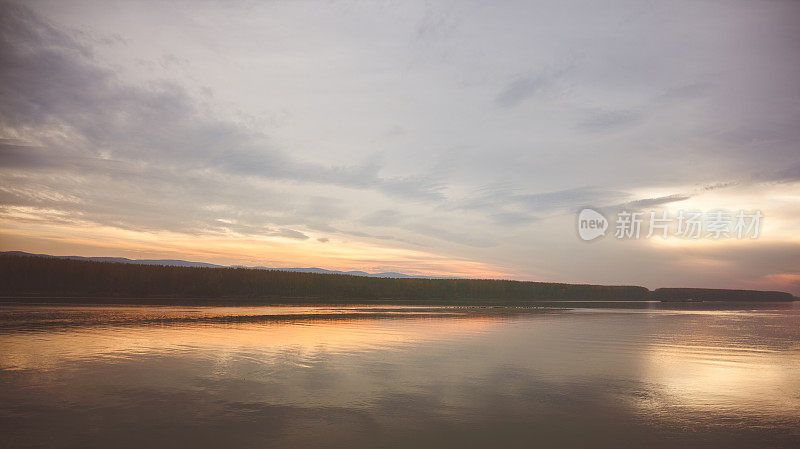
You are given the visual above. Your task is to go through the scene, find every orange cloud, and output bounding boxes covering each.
[0,212,513,279]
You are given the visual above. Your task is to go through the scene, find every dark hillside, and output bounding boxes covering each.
[0,254,648,302]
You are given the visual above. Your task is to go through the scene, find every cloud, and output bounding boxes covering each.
[0,2,446,240]
[273,228,309,240]
[1,0,799,293]
[624,194,691,209]
[360,209,402,227]
[0,2,449,198]
[769,162,800,184]
[577,108,644,132]
[406,223,496,248]
[495,68,566,108]
[489,211,537,227]
[459,185,628,216]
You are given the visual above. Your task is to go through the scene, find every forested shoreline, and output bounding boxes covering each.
[0,254,794,303]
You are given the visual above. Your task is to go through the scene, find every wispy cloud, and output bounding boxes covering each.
[495,67,568,108]
[624,194,691,209]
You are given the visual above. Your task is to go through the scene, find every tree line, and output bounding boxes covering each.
[0,254,792,302]
[0,254,649,302]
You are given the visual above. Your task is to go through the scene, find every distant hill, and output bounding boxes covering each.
[0,251,440,279]
[0,251,226,268]
[266,267,430,278]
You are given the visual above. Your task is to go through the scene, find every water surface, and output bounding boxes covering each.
[1,302,798,448]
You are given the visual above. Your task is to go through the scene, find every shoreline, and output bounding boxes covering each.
[0,296,795,307]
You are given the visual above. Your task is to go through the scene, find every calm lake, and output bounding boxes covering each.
[1,302,798,448]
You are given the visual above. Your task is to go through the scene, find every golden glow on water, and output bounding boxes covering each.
[641,342,800,419]
[0,308,498,371]
[1,304,798,447]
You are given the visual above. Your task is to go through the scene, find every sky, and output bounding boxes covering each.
[1,0,799,294]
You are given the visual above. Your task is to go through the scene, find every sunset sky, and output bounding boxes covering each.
[1,0,799,294]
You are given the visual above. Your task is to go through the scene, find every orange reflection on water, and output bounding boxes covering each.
[635,309,800,422]
[0,306,503,371]
[641,343,800,419]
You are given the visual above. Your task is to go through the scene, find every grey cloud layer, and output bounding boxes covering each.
[0,3,447,240]
[0,3,445,201]
[1,0,799,291]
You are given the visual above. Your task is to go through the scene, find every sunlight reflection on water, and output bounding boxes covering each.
[0,303,798,448]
